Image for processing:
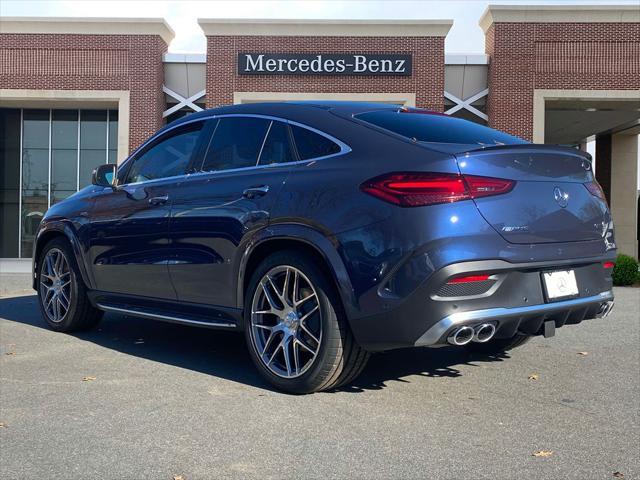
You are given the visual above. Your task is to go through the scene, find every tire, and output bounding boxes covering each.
[244,250,369,394]
[465,333,532,355]
[37,237,103,332]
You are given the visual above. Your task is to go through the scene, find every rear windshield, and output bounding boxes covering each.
[356,110,527,145]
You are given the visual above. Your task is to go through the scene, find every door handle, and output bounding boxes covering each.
[242,185,270,199]
[148,194,169,206]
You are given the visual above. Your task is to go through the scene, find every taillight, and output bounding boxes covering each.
[360,172,514,207]
[447,274,491,284]
[584,181,606,201]
[603,261,615,269]
[464,175,515,199]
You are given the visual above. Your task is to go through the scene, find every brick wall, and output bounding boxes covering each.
[205,35,445,111]
[486,22,640,140]
[0,33,167,152]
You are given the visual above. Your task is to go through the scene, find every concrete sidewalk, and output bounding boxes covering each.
[0,273,32,297]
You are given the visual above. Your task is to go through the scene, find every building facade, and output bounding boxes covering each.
[1,6,638,269]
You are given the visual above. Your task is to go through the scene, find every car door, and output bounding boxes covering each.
[168,115,294,307]
[87,120,207,299]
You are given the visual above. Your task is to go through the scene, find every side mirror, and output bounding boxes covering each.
[92,164,117,188]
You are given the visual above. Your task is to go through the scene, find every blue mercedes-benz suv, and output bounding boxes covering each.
[33,102,616,393]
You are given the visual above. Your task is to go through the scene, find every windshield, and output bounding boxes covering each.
[356,110,528,146]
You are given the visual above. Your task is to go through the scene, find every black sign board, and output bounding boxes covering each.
[238,53,412,76]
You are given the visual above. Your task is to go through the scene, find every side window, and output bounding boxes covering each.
[258,121,295,165]
[290,124,341,160]
[125,122,203,184]
[201,117,270,172]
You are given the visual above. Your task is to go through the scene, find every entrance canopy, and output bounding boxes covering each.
[545,98,640,145]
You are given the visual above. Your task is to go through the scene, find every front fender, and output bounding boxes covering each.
[32,220,93,291]
[235,223,358,320]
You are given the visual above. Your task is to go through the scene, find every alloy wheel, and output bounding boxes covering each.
[39,248,72,323]
[250,266,322,378]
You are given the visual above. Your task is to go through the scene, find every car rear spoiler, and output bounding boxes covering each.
[419,141,591,159]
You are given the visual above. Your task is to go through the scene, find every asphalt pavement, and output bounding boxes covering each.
[1,287,638,479]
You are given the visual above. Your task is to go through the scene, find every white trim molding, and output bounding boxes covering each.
[532,89,640,144]
[163,85,205,118]
[199,18,453,37]
[445,54,489,66]
[444,89,489,121]
[0,89,130,163]
[0,16,175,45]
[233,91,416,106]
[480,5,640,33]
[163,53,207,64]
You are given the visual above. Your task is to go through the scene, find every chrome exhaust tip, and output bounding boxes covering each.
[447,326,475,346]
[597,301,614,318]
[473,323,496,343]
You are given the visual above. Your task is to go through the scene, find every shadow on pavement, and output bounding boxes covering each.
[0,294,508,393]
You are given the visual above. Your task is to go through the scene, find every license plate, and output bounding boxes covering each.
[543,270,579,300]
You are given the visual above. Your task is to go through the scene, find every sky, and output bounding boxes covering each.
[1,0,639,54]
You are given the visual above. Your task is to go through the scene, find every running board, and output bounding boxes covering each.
[96,303,237,329]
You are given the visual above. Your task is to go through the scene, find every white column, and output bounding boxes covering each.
[610,133,639,258]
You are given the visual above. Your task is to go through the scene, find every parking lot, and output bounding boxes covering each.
[1,287,638,479]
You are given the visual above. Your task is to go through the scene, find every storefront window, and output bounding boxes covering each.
[0,107,118,258]
[79,110,107,189]
[51,110,79,205]
[108,110,118,164]
[0,109,21,258]
[21,110,50,258]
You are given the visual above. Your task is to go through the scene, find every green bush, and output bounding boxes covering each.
[612,254,639,286]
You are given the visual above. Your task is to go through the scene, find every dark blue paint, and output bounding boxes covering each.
[32,102,616,351]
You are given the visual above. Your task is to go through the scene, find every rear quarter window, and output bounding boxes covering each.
[356,111,527,145]
[290,125,341,160]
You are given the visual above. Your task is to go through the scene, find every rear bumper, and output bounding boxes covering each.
[348,256,615,351]
[415,290,614,346]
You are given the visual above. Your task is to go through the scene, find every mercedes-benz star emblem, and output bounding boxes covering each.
[554,187,569,208]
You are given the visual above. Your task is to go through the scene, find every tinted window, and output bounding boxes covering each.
[125,122,203,184]
[290,125,341,160]
[356,111,527,145]
[258,121,295,165]
[201,117,270,172]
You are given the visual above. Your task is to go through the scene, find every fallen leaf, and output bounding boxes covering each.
[0,422,6,428]
[613,472,624,478]
[82,376,97,382]
[528,374,539,381]
[532,450,553,457]
[173,475,185,480]
[577,351,589,356]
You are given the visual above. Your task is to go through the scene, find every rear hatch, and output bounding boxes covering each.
[453,144,610,244]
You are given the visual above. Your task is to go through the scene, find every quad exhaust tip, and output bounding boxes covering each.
[473,323,496,343]
[597,301,614,318]
[447,323,497,346]
[447,326,475,346]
